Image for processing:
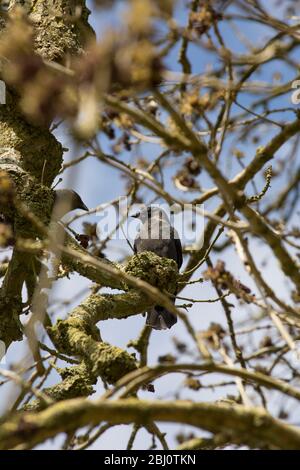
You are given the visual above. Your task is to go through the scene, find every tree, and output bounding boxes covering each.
[0,0,300,450]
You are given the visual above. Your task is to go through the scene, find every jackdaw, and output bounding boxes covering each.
[0,190,88,247]
[132,206,182,330]
[53,189,88,219]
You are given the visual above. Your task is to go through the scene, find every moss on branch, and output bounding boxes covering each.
[125,251,178,294]
[48,252,179,384]
[49,317,137,384]
[1,398,300,450]
[28,0,95,60]
[23,363,96,411]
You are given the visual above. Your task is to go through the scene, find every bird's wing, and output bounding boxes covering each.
[133,230,140,254]
[172,227,183,269]
[174,237,183,269]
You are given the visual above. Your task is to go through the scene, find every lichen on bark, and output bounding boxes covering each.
[0,90,63,184]
[49,317,137,384]
[125,251,178,294]
[23,362,96,411]
[27,0,95,60]
[48,252,179,384]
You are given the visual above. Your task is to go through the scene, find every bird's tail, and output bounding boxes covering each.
[146,305,177,330]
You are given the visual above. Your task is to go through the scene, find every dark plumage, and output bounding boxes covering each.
[53,189,88,219]
[133,206,182,330]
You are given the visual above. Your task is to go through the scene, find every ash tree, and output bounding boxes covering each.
[0,0,300,450]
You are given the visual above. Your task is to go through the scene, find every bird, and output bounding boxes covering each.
[132,206,182,330]
[53,189,88,219]
[0,190,88,247]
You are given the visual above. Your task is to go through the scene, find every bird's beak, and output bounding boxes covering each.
[130,211,140,218]
[80,202,89,212]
